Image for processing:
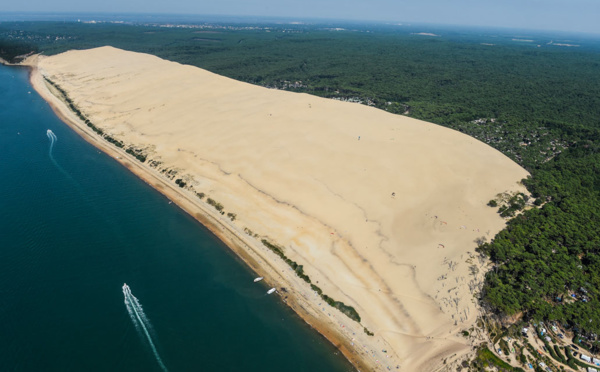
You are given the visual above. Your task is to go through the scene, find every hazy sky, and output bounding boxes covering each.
[2,0,597,34]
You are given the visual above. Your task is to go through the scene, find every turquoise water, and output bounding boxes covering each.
[0,64,354,372]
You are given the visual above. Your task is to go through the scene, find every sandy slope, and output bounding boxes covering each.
[28,46,529,370]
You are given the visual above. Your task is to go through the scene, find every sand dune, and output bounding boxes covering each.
[28,46,528,370]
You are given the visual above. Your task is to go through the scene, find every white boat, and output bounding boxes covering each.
[254,277,264,282]
[267,288,276,295]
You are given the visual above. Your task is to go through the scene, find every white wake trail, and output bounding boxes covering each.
[122,284,168,372]
[46,129,57,158]
[46,129,66,175]
[46,129,79,185]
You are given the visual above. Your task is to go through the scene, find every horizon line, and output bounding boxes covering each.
[1,11,600,37]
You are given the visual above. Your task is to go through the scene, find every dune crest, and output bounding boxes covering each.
[29,46,528,370]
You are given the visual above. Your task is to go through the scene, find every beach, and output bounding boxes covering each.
[25,46,529,371]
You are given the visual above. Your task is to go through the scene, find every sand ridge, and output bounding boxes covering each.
[28,46,529,370]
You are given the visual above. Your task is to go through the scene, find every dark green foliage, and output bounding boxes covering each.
[553,345,565,364]
[226,212,236,221]
[148,160,162,168]
[481,146,600,334]
[572,334,593,352]
[0,39,37,63]
[206,198,224,212]
[261,239,361,322]
[285,258,297,270]
[293,264,311,284]
[492,331,506,345]
[540,335,563,364]
[162,168,177,180]
[363,327,374,336]
[196,192,205,199]
[175,178,186,188]
[519,353,527,365]
[564,347,581,369]
[103,135,124,148]
[310,284,323,295]
[44,77,111,141]
[473,347,525,372]
[320,294,361,322]
[126,147,146,162]
[524,342,540,363]
[488,200,498,207]
[499,338,510,356]
[261,239,285,258]
[564,346,573,359]
[497,193,528,218]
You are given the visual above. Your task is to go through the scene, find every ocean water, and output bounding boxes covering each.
[0,64,354,372]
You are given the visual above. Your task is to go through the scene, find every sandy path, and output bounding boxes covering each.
[25,47,529,371]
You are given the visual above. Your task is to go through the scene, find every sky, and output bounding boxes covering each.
[2,0,598,34]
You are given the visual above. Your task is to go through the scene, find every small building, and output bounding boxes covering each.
[593,357,600,366]
[581,354,592,363]
[587,367,597,372]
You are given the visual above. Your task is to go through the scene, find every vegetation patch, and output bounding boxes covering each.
[564,346,590,369]
[206,198,224,212]
[552,345,565,364]
[261,238,362,324]
[148,160,162,168]
[243,227,258,238]
[0,39,38,63]
[472,347,525,372]
[125,147,147,163]
[497,192,529,218]
[44,77,127,149]
[103,135,124,148]
[310,284,323,295]
[498,338,510,356]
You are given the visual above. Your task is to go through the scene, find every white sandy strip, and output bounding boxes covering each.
[27,47,528,371]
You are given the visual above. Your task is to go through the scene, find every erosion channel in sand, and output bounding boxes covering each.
[25,46,528,371]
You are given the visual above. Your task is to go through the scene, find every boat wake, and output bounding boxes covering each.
[46,129,72,179]
[122,284,168,372]
[46,129,58,163]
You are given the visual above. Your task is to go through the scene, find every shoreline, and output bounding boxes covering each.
[24,58,374,371]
